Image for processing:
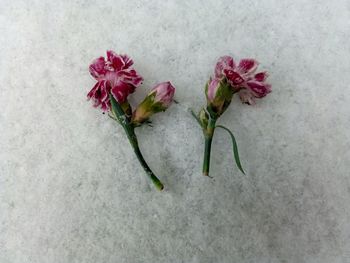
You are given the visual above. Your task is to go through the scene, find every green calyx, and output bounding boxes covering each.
[120,101,132,118]
[131,92,167,126]
[205,78,233,117]
[199,108,209,129]
[109,98,132,125]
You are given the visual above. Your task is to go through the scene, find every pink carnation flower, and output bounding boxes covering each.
[215,56,271,105]
[87,50,143,111]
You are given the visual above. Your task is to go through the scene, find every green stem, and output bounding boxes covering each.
[127,129,164,191]
[202,117,217,176]
[111,95,164,190]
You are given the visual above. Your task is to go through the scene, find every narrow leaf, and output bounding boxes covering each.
[216,125,245,174]
[190,109,202,127]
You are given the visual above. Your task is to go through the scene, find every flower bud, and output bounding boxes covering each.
[199,108,209,129]
[132,82,175,125]
[151,81,175,108]
[205,78,233,117]
[206,78,221,103]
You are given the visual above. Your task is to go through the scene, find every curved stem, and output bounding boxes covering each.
[132,140,164,191]
[124,124,164,190]
[202,117,217,176]
[110,95,164,190]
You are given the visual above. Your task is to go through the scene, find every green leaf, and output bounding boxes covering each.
[216,125,245,174]
[190,109,202,127]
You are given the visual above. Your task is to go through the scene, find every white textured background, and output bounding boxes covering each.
[1,0,350,262]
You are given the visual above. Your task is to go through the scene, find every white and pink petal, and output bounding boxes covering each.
[239,90,256,105]
[238,59,258,75]
[107,50,126,71]
[111,82,135,103]
[223,69,245,86]
[215,56,236,78]
[254,72,269,82]
[246,81,271,98]
[121,54,134,69]
[87,81,112,111]
[118,69,143,86]
[89,57,106,79]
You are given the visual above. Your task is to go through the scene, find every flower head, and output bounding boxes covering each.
[215,56,271,105]
[87,50,143,111]
[132,82,175,125]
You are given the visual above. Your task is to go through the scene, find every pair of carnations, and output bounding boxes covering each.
[87,50,271,190]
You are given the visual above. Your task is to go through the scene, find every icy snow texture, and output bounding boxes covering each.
[1,0,350,262]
